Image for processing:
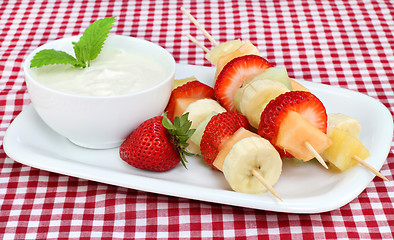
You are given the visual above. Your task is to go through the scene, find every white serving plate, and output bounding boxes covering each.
[3,63,393,214]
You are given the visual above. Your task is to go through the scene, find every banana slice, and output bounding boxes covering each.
[327,113,361,138]
[237,79,289,128]
[184,98,226,129]
[222,136,282,194]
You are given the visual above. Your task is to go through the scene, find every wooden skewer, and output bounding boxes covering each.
[181,6,388,187]
[251,169,283,201]
[304,141,329,169]
[181,7,219,46]
[187,34,210,53]
[352,155,389,182]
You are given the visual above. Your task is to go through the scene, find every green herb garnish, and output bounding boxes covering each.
[30,16,116,68]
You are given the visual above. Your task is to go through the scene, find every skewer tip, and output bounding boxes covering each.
[352,155,389,182]
[304,141,329,169]
[251,169,283,201]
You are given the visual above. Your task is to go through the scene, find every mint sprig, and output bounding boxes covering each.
[30,16,116,68]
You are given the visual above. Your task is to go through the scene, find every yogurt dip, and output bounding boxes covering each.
[30,47,167,96]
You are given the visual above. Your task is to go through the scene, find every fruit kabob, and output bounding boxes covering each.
[165,78,283,200]
[181,7,388,181]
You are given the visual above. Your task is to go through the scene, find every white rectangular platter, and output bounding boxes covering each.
[3,63,393,213]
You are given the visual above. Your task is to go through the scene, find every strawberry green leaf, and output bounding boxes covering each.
[162,113,175,130]
[30,49,84,68]
[162,112,195,169]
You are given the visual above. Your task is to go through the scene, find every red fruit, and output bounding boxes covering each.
[165,80,215,118]
[120,114,194,171]
[258,91,328,158]
[200,111,249,169]
[214,55,273,111]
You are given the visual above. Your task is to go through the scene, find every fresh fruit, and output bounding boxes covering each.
[290,79,310,92]
[119,113,195,171]
[213,127,259,170]
[185,141,201,156]
[214,55,273,111]
[165,80,215,119]
[245,66,293,90]
[184,99,226,155]
[276,111,332,161]
[327,113,361,138]
[222,136,282,194]
[258,91,328,158]
[173,76,198,90]
[200,111,249,168]
[205,39,243,66]
[184,98,226,129]
[321,128,370,171]
[234,79,290,128]
[189,112,217,150]
[215,40,261,77]
[173,98,201,118]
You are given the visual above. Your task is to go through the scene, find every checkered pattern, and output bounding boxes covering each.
[1,0,393,239]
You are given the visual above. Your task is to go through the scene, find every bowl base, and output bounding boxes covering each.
[67,138,123,150]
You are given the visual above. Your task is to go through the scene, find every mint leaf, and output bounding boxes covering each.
[30,49,84,68]
[72,16,116,67]
[30,16,116,69]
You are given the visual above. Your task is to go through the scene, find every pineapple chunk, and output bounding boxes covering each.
[327,113,361,138]
[321,128,370,172]
[215,40,261,78]
[205,39,243,66]
[276,111,332,161]
[173,77,198,90]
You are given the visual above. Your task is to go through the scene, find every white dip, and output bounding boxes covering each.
[30,47,167,96]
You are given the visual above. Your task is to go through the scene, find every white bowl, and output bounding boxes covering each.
[24,35,175,149]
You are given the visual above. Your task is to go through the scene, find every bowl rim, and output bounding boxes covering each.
[24,34,176,99]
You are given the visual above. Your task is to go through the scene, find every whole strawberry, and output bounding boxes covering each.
[119,113,195,171]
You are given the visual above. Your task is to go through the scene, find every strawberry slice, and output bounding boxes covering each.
[214,55,273,111]
[165,80,215,119]
[200,111,249,169]
[258,91,328,158]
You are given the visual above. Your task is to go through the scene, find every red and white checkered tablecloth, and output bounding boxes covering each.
[1,0,393,239]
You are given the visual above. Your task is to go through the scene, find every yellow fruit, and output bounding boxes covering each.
[205,39,243,66]
[276,111,332,161]
[222,136,282,194]
[173,77,198,90]
[238,79,289,129]
[213,127,259,171]
[215,40,260,79]
[246,66,293,90]
[321,128,370,172]
[184,98,226,129]
[327,113,361,138]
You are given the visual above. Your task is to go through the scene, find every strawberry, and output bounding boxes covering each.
[258,91,327,158]
[119,113,195,171]
[200,111,249,169]
[214,55,273,111]
[165,80,215,119]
